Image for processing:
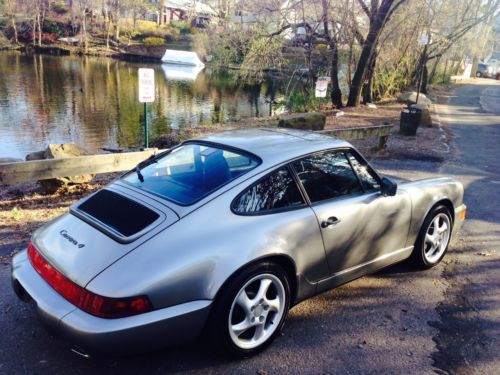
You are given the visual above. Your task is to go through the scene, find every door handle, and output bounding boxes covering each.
[321,216,341,228]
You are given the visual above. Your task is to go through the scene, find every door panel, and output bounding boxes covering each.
[311,191,411,274]
[291,149,411,276]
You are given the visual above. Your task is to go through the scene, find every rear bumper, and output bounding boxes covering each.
[453,204,467,233]
[11,250,212,355]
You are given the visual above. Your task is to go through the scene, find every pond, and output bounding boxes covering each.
[0,52,291,159]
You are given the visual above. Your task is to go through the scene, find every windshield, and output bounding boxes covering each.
[123,143,260,205]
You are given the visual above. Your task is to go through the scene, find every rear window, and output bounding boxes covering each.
[78,190,159,237]
[122,143,260,205]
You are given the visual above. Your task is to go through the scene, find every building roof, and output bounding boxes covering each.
[163,0,217,16]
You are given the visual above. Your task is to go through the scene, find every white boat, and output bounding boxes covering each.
[161,64,204,81]
[161,49,205,67]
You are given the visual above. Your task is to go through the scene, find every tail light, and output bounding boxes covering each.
[27,241,152,318]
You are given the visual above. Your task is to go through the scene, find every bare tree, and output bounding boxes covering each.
[346,0,408,107]
[420,0,500,92]
[4,0,19,44]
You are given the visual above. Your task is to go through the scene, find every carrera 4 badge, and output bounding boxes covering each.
[59,230,85,248]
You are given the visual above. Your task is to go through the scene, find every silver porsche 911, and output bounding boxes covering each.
[11,128,466,357]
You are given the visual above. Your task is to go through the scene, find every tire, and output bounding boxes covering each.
[411,205,452,269]
[206,262,291,357]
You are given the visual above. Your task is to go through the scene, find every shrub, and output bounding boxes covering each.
[156,26,180,42]
[42,20,63,36]
[170,20,191,34]
[283,91,319,113]
[192,32,208,60]
[51,1,68,14]
[144,36,165,46]
[40,32,59,45]
[136,20,160,36]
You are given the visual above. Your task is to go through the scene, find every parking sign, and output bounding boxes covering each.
[138,68,155,103]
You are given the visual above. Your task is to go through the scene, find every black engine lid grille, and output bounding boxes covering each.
[77,190,160,237]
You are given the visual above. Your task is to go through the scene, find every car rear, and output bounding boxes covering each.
[10,185,212,354]
[10,142,263,354]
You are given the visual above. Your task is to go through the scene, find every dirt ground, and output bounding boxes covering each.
[337,98,454,163]
[0,174,120,262]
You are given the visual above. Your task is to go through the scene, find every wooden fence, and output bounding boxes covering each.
[0,125,393,185]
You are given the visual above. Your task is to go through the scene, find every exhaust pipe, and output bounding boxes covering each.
[71,346,91,359]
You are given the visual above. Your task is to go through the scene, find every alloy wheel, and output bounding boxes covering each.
[423,213,451,264]
[228,273,286,350]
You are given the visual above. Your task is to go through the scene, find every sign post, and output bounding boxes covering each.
[315,76,330,110]
[416,34,431,105]
[138,68,155,149]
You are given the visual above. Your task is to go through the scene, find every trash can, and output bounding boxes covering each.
[400,107,422,135]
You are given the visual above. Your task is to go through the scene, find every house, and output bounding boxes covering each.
[229,0,326,42]
[154,0,218,26]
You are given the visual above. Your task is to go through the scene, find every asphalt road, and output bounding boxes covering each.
[0,81,498,374]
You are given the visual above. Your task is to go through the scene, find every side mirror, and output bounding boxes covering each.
[381,177,397,196]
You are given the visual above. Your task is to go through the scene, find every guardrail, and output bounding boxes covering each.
[0,124,394,185]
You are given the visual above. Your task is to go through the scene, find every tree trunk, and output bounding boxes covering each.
[37,13,42,47]
[82,13,87,53]
[321,0,342,108]
[347,41,353,86]
[428,55,441,84]
[11,17,18,44]
[106,17,111,49]
[347,37,373,107]
[32,19,37,46]
[330,42,343,108]
[362,51,377,104]
[346,0,395,107]
[442,59,449,83]
[115,23,120,42]
[420,64,429,94]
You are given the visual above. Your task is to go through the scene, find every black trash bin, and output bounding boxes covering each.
[400,107,422,135]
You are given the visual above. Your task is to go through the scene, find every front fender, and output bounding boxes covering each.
[399,177,464,246]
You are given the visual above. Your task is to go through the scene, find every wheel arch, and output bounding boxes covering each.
[416,198,455,239]
[427,199,455,225]
[213,254,298,306]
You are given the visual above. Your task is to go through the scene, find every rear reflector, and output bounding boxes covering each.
[28,242,152,318]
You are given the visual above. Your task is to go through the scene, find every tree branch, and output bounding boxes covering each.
[356,0,370,18]
[386,0,408,22]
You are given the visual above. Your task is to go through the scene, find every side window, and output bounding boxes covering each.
[292,151,362,203]
[232,168,305,214]
[346,152,380,192]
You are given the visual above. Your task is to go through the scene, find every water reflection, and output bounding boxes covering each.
[0,52,286,159]
[161,64,204,81]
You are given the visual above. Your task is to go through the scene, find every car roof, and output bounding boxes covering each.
[191,128,351,166]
